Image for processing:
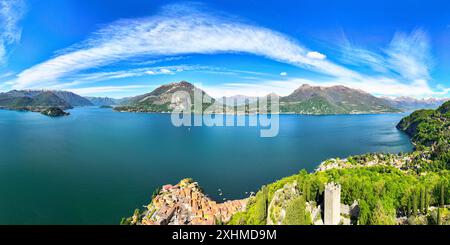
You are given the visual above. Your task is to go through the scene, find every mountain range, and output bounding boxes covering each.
[115,82,400,114]
[0,90,92,116]
[85,97,120,106]
[0,81,448,115]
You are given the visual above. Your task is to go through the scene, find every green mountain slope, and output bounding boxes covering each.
[29,91,73,108]
[397,101,450,166]
[52,91,93,106]
[280,95,347,114]
[0,90,77,116]
[115,81,216,113]
[0,89,95,107]
[0,90,72,109]
[0,95,34,108]
[280,84,400,114]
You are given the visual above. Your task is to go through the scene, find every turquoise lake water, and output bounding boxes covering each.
[0,107,413,224]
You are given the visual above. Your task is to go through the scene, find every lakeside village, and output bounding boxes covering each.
[122,152,448,225]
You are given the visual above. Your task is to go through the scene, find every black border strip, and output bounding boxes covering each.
[1,225,449,243]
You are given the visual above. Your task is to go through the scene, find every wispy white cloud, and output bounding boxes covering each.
[45,65,217,90]
[10,3,356,89]
[201,79,313,97]
[0,71,14,79]
[336,28,447,97]
[306,51,326,60]
[0,0,26,65]
[203,76,441,98]
[68,85,153,96]
[5,3,448,98]
[203,30,446,98]
[128,56,188,66]
[385,29,432,81]
[339,29,433,80]
[340,40,389,73]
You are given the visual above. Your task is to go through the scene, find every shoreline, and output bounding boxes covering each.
[0,104,408,116]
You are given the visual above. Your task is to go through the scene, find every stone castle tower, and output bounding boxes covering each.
[324,182,341,225]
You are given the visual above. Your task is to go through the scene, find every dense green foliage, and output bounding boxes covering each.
[229,102,450,225]
[120,208,140,225]
[40,107,70,117]
[397,101,450,169]
[229,166,450,225]
[228,186,268,225]
[282,195,310,225]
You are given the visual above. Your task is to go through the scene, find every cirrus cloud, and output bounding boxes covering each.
[306,51,326,60]
[0,0,26,65]
[5,3,449,99]
[10,3,356,89]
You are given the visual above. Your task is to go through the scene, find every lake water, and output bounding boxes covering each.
[0,107,413,224]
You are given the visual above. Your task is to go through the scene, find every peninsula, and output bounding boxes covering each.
[0,90,91,117]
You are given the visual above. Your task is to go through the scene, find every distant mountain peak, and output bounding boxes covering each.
[299,84,312,88]
[265,92,280,98]
[115,80,215,113]
[383,96,449,110]
[0,89,92,109]
[280,83,398,114]
[166,80,195,88]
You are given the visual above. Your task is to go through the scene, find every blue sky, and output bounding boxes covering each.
[0,0,450,98]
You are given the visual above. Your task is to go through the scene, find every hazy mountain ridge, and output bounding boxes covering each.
[111,81,446,114]
[0,90,93,108]
[85,97,120,106]
[383,96,449,110]
[52,91,93,106]
[216,95,259,106]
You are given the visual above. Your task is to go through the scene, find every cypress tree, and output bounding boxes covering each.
[424,187,429,215]
[420,187,425,214]
[437,207,441,225]
[302,182,307,199]
[253,186,268,225]
[407,196,412,217]
[412,190,418,216]
[440,183,445,207]
[306,182,311,202]
[303,180,311,202]
[315,189,320,203]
